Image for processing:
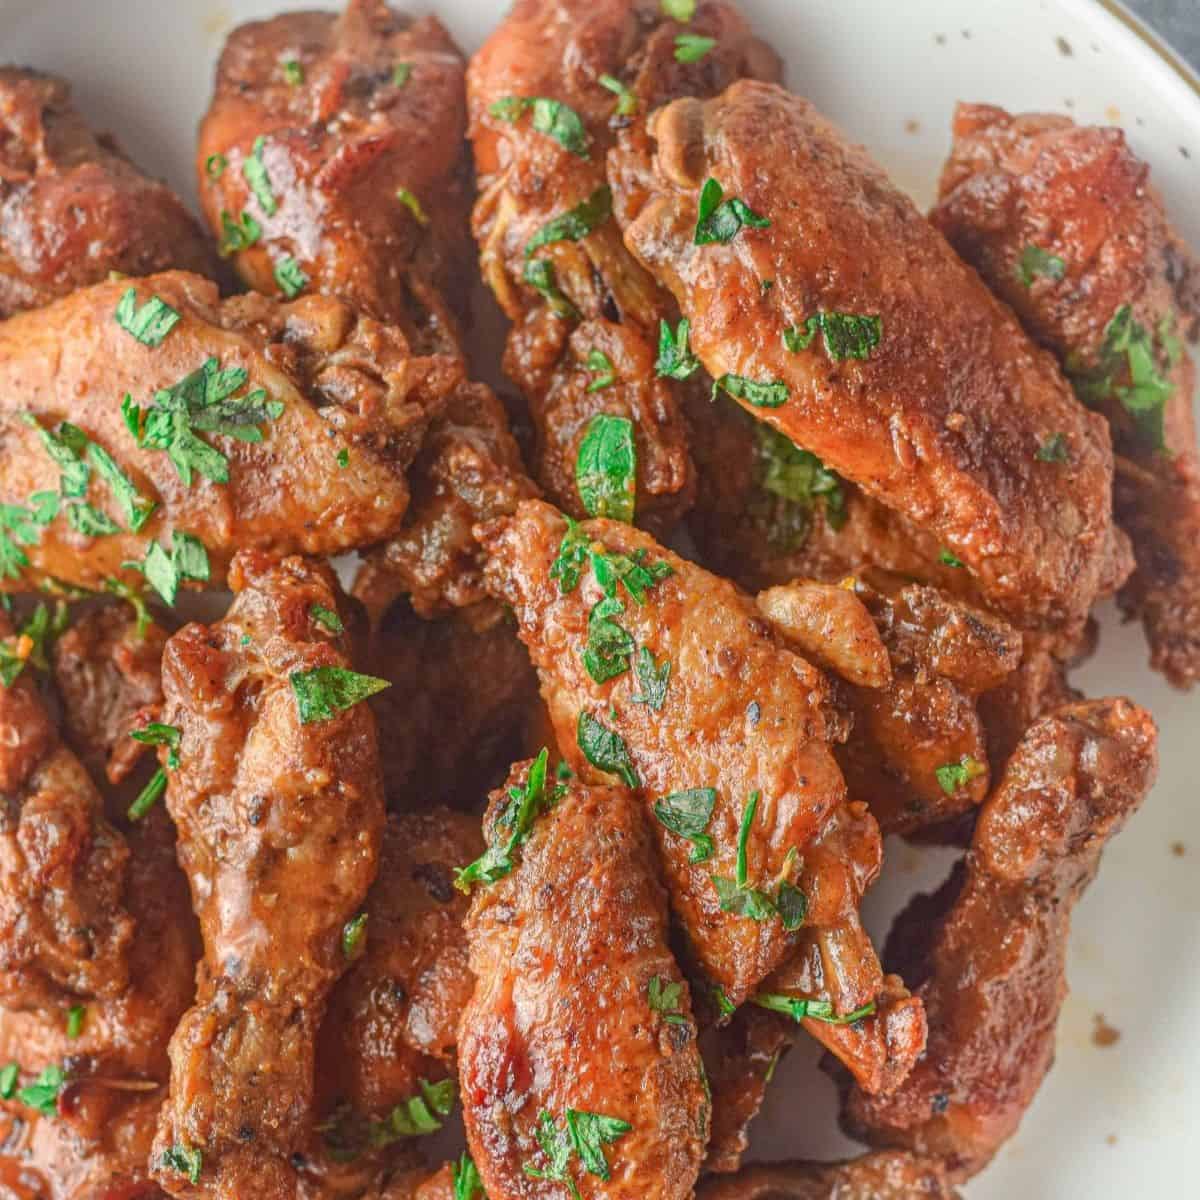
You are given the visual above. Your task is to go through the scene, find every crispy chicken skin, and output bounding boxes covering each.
[0,810,199,1200]
[696,1152,959,1199]
[845,698,1158,1179]
[460,762,707,1200]
[0,271,457,597]
[480,500,854,1006]
[0,67,218,320]
[0,613,135,1015]
[610,81,1126,632]
[151,552,386,1199]
[197,0,471,358]
[468,0,780,532]
[933,103,1200,687]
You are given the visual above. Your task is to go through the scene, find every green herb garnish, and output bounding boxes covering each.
[577,711,639,788]
[243,135,277,216]
[130,722,181,768]
[751,423,846,549]
[65,1005,86,1039]
[655,317,701,380]
[584,348,616,393]
[205,153,227,179]
[336,448,350,469]
[751,993,876,1025]
[576,413,636,523]
[1,603,66,688]
[161,1145,202,1184]
[290,666,390,725]
[674,33,716,62]
[23,414,89,497]
[523,257,578,320]
[661,0,697,21]
[397,187,429,226]
[274,256,308,298]
[630,645,670,710]
[218,209,262,256]
[1017,245,1066,287]
[393,63,412,88]
[453,1152,485,1200]
[599,74,638,116]
[88,443,156,532]
[549,518,673,603]
[126,531,210,606]
[524,1108,632,1195]
[1,494,58,582]
[526,187,612,258]
[648,976,688,1025]
[935,754,986,796]
[583,597,635,683]
[310,604,343,634]
[283,59,304,85]
[489,97,590,158]
[653,788,715,863]
[784,312,882,361]
[939,549,964,568]
[714,373,789,408]
[342,912,368,960]
[115,289,180,347]
[0,1063,17,1099]
[369,1078,457,1145]
[15,1064,65,1115]
[695,177,769,245]
[67,502,120,537]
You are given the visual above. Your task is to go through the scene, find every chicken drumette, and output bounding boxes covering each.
[696,1152,959,1199]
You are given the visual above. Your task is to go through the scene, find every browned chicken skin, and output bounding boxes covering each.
[460,761,707,1200]
[151,552,386,1199]
[933,102,1200,687]
[468,0,781,533]
[0,67,218,320]
[844,698,1158,1179]
[611,81,1127,633]
[197,0,471,358]
[0,271,458,598]
[696,1152,959,1199]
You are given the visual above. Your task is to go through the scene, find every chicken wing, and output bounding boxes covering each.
[150,552,386,1199]
[0,67,218,320]
[696,1152,959,1199]
[468,0,780,532]
[196,0,470,358]
[460,760,707,1200]
[933,103,1200,687]
[610,80,1127,632]
[0,271,457,598]
[844,698,1157,1179]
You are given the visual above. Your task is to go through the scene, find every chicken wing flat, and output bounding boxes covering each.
[196,0,470,358]
[151,552,386,1198]
[695,1152,959,1200]
[0,67,218,320]
[468,0,781,532]
[0,271,457,598]
[933,103,1200,687]
[0,613,135,1014]
[610,80,1127,633]
[844,698,1158,1179]
[460,760,707,1200]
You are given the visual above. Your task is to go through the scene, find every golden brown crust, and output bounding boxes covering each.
[696,1152,959,1199]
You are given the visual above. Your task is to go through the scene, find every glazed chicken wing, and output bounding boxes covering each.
[196,0,470,358]
[460,760,707,1200]
[0,67,218,320]
[150,552,386,1199]
[844,698,1158,1179]
[468,0,781,532]
[696,1152,959,1199]
[610,80,1128,632]
[933,103,1200,687]
[0,271,457,598]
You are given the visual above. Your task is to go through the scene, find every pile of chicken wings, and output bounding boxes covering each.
[1,0,1188,1196]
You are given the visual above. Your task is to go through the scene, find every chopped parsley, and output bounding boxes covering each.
[290,666,390,725]
[274,256,308,299]
[655,317,701,380]
[88,442,156,532]
[935,754,986,796]
[1,493,58,582]
[243,135,278,216]
[104,577,152,639]
[455,748,560,892]
[752,993,877,1025]
[489,96,590,158]
[694,178,770,245]
[630,645,670,710]
[283,59,304,86]
[784,312,882,361]
[751,423,846,550]
[370,1078,456,1144]
[675,33,716,62]
[648,976,688,1025]
[576,414,636,523]
[577,711,639,788]
[126,531,210,606]
[310,604,344,634]
[526,186,613,258]
[127,722,181,821]
[342,912,368,960]
[1,602,67,688]
[599,74,638,117]
[66,1005,86,1039]
[1037,432,1070,463]
[124,356,285,487]
[939,549,964,568]
[115,289,181,347]
[161,1145,203,1185]
[393,62,412,88]
[397,187,430,226]
[661,0,697,22]
[15,1064,66,1115]
[764,1046,783,1083]
[127,768,167,821]
[711,794,806,929]
[205,153,227,179]
[1017,245,1066,287]
[585,348,616,393]
[549,517,673,603]
[218,209,262,256]
[653,788,715,863]
[23,414,89,497]
[453,1152,485,1200]
[523,257,578,320]
[0,1063,17,1099]
[524,1108,632,1195]
[336,448,350,469]
[67,502,120,537]
[713,373,788,408]
[583,597,634,683]
[713,985,736,1017]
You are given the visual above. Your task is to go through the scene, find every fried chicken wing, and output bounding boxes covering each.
[196,0,470,358]
[460,761,707,1200]
[468,0,780,532]
[150,552,386,1198]
[933,103,1200,686]
[0,68,218,320]
[844,698,1158,1179]
[610,81,1126,632]
[695,1152,959,1199]
[0,271,457,598]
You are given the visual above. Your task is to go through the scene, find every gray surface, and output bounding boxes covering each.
[1128,0,1200,70]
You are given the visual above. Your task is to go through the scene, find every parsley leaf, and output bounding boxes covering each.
[15,1064,66,1115]
[371,1078,457,1143]
[489,96,590,158]
[1,602,65,688]
[453,1152,485,1200]
[695,178,769,245]
[526,187,612,258]
[342,912,368,960]
[290,666,390,725]
[599,73,638,116]
[127,531,210,606]
[129,722,181,769]
[65,1005,86,1039]
[576,414,636,523]
[393,62,412,88]
[67,502,120,537]
[205,153,227,179]
[283,59,304,86]
[161,1145,203,1185]
[714,373,789,408]
[583,597,635,683]
[751,423,846,549]
[577,711,639,788]
[274,256,308,298]
[711,874,778,920]
[243,135,278,216]
[523,257,578,319]
[775,881,808,931]
[397,187,430,226]
[1037,433,1070,463]
[524,1110,578,1197]
[935,754,986,796]
[0,1062,17,1099]
[104,577,152,639]
[1,497,55,582]
[939,549,964,568]
[310,604,344,634]
[115,289,181,347]
[653,788,715,863]
[567,1109,632,1181]
[549,519,673,604]
[630,645,670,710]
[661,0,697,18]
[1017,245,1066,287]
[655,318,701,380]
[87,443,156,532]
[751,993,877,1025]
[218,209,262,256]
[675,33,716,62]
[585,348,616,392]
[648,976,689,1025]
[711,793,806,925]
[127,767,167,821]
[784,312,882,361]
[23,414,90,497]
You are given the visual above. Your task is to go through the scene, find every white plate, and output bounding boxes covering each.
[3,1,1198,1196]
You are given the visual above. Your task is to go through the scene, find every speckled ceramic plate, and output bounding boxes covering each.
[3,1,1198,1196]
